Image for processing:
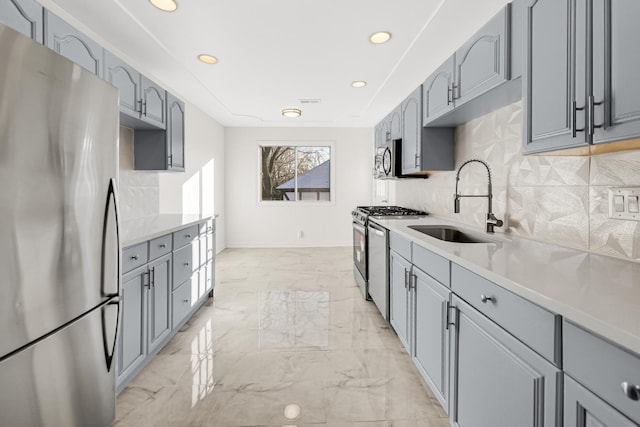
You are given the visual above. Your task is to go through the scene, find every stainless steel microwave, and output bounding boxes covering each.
[373,139,401,179]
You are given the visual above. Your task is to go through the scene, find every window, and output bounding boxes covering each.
[260,145,331,202]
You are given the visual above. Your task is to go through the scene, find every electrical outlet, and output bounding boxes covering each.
[297,230,304,239]
[608,187,640,221]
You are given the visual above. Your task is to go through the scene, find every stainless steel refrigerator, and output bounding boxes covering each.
[0,23,120,427]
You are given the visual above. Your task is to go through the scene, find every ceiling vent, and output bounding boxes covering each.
[299,99,321,104]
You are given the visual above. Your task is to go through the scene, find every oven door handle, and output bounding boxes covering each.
[352,222,366,234]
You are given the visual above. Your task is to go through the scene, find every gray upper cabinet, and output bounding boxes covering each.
[523,0,640,154]
[413,266,449,411]
[134,92,185,171]
[564,375,639,427]
[592,0,640,145]
[422,56,455,124]
[401,86,422,175]
[44,11,103,77]
[104,51,141,119]
[389,104,402,140]
[449,295,559,427]
[141,75,166,129]
[454,6,510,106]
[167,93,185,171]
[0,0,42,43]
[389,249,412,352]
[147,254,172,355]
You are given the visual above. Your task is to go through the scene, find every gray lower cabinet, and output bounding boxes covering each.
[118,265,147,382]
[147,253,172,354]
[43,10,103,77]
[413,266,449,411]
[449,295,559,426]
[565,375,638,427]
[389,249,412,352]
[0,0,42,42]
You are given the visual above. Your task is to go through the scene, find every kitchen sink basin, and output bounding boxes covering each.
[408,225,501,244]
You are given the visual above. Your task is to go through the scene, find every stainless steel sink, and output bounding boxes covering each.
[408,225,501,244]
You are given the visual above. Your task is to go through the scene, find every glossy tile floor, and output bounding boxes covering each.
[114,247,449,427]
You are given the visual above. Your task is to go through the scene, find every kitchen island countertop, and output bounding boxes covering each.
[371,215,640,357]
[121,214,216,247]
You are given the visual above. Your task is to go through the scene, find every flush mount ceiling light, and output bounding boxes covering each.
[149,0,178,12]
[369,31,392,44]
[198,54,218,64]
[282,108,302,118]
[351,81,367,88]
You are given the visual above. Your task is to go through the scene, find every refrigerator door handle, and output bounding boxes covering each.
[101,299,120,371]
[101,178,121,298]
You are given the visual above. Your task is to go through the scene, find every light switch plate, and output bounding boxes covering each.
[609,187,640,221]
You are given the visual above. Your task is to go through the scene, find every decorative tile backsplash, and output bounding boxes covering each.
[394,101,640,261]
[118,127,160,220]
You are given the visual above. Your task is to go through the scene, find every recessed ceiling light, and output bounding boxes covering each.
[369,31,392,44]
[198,54,218,64]
[149,0,178,12]
[282,108,302,118]
[351,81,367,88]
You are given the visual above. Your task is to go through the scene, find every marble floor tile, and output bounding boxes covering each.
[115,247,448,427]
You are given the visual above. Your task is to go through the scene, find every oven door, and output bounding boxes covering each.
[352,221,367,284]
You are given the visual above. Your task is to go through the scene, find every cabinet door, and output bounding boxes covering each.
[422,56,455,125]
[401,86,422,175]
[592,0,640,145]
[413,267,449,411]
[44,11,103,77]
[148,254,171,354]
[389,250,412,352]
[167,93,185,171]
[118,266,147,380]
[449,296,558,427]
[104,51,141,119]
[379,117,390,145]
[0,0,43,42]
[389,104,402,140]
[522,0,587,154]
[140,75,166,129]
[454,6,509,106]
[564,375,638,427]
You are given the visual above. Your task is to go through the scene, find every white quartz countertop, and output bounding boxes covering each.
[121,214,216,247]
[370,216,640,356]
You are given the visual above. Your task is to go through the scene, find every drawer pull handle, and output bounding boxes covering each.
[184,262,190,267]
[622,382,640,401]
[131,254,139,260]
[480,294,494,303]
[183,299,189,303]
[160,243,167,248]
[186,234,191,238]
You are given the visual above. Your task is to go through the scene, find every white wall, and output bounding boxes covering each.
[159,104,226,253]
[225,127,373,247]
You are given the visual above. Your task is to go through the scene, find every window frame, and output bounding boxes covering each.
[257,140,336,206]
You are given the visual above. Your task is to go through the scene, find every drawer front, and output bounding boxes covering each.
[173,225,198,249]
[172,278,192,328]
[199,235,207,267]
[564,320,640,424]
[122,243,148,273]
[451,264,559,364]
[148,234,172,261]
[389,231,411,260]
[172,244,194,289]
[412,243,450,287]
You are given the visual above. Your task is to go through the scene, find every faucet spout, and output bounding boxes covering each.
[453,159,503,233]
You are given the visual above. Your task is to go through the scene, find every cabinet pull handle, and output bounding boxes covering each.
[588,95,604,136]
[184,262,190,267]
[404,269,409,289]
[143,271,151,289]
[447,86,453,105]
[572,101,586,138]
[150,267,155,288]
[160,243,167,248]
[480,294,494,303]
[622,382,640,401]
[143,101,147,116]
[186,234,191,238]
[137,100,142,114]
[168,154,173,168]
[131,254,139,260]
[182,299,189,303]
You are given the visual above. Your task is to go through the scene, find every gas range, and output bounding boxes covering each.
[352,205,428,225]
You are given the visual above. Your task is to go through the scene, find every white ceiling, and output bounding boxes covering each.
[40,0,510,128]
